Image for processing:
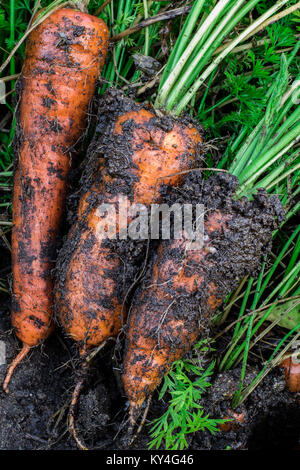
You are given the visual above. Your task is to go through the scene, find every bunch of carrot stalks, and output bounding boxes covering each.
[2,0,299,450]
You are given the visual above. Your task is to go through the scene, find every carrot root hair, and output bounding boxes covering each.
[68,342,107,450]
[3,344,31,393]
[128,395,152,446]
[68,360,89,451]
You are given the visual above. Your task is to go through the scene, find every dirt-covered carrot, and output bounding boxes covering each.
[123,172,284,430]
[55,90,202,348]
[54,89,202,449]
[3,8,109,393]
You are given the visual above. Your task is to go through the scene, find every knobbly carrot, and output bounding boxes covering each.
[54,90,203,449]
[122,173,283,435]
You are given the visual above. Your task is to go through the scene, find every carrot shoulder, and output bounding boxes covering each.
[4,8,109,392]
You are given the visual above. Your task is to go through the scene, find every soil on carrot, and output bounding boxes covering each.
[54,88,204,349]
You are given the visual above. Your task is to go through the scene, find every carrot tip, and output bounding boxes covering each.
[3,344,31,393]
[128,396,152,446]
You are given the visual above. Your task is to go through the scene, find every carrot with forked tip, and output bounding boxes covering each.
[54,89,203,449]
[3,7,109,392]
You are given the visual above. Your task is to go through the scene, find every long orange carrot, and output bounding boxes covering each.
[3,7,109,392]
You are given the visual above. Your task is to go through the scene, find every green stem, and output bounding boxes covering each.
[257,227,300,304]
[235,326,300,407]
[165,0,247,112]
[156,0,232,108]
[286,236,300,276]
[264,160,300,192]
[238,136,300,195]
[143,0,149,56]
[159,0,206,89]
[173,0,290,115]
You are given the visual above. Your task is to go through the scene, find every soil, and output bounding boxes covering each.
[1,303,300,450]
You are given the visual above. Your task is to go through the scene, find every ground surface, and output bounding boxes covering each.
[1,294,300,451]
[0,122,299,451]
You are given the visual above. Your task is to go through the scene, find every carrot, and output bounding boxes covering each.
[55,91,202,347]
[3,8,109,393]
[122,172,284,432]
[54,90,202,448]
[280,357,300,392]
[219,409,246,432]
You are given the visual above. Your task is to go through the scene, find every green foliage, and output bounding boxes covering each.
[198,19,299,136]
[267,299,300,330]
[148,341,228,450]
[99,0,163,89]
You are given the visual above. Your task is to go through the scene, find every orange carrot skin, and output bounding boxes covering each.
[11,9,109,349]
[55,94,203,350]
[123,212,228,409]
[123,174,284,412]
[280,357,300,392]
